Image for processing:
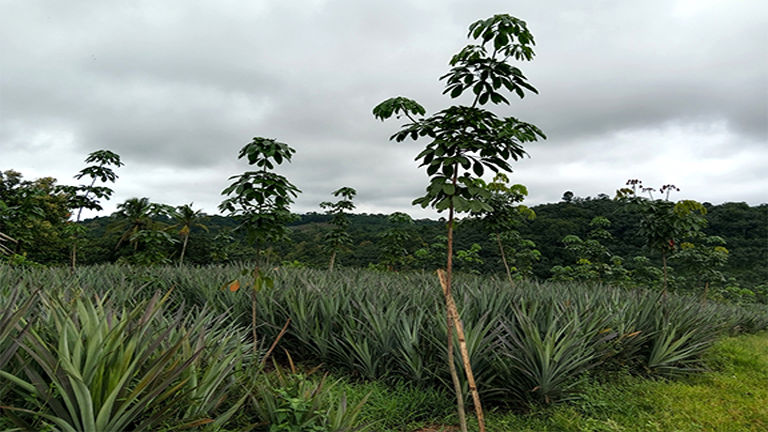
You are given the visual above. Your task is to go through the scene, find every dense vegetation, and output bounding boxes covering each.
[2,265,767,431]
[2,177,765,305]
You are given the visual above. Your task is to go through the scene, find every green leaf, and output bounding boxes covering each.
[473,162,484,177]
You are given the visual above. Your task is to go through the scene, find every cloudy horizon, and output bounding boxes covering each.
[2,0,766,220]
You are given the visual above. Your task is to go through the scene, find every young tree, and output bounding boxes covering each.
[497,230,541,280]
[616,180,708,294]
[57,150,123,268]
[319,187,356,270]
[373,14,546,431]
[671,235,729,301]
[551,217,630,285]
[219,137,301,352]
[379,212,416,271]
[474,173,536,283]
[219,137,301,258]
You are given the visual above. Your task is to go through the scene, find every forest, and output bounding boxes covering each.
[1,167,765,305]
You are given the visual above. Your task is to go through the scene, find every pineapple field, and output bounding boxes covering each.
[2,264,766,431]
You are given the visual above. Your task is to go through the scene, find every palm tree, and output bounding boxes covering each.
[170,203,209,265]
[112,198,169,251]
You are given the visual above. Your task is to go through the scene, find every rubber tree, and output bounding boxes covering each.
[373,14,546,431]
[319,187,356,270]
[552,217,630,285]
[475,173,536,284]
[219,137,301,352]
[57,150,123,268]
[379,212,415,271]
[616,180,707,294]
[670,235,729,301]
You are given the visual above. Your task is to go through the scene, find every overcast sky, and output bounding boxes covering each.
[2,0,766,220]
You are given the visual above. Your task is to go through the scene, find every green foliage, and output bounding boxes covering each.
[111,197,172,249]
[1,289,248,431]
[57,149,123,219]
[0,286,37,376]
[476,174,534,230]
[333,379,455,431]
[373,13,545,216]
[0,170,71,262]
[414,235,487,273]
[495,300,615,404]
[490,333,768,432]
[219,137,301,248]
[552,217,630,285]
[455,242,484,274]
[497,230,540,279]
[54,150,124,268]
[170,203,209,265]
[3,264,768,430]
[472,174,539,281]
[249,361,368,432]
[378,212,416,271]
[616,180,708,292]
[108,197,178,265]
[320,187,357,270]
[671,236,729,294]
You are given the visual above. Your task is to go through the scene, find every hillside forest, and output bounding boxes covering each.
[1,164,765,305]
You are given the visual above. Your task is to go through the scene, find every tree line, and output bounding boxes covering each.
[1,164,765,304]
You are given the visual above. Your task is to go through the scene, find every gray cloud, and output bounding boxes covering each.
[2,0,765,220]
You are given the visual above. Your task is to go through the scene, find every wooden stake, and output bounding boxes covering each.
[438,269,486,432]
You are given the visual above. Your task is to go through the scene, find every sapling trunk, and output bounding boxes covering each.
[446,314,466,432]
[445,204,467,432]
[441,174,486,432]
[662,249,668,297]
[252,262,260,356]
[438,269,486,432]
[71,242,78,269]
[251,289,258,355]
[701,281,710,305]
[496,232,514,285]
[70,175,97,269]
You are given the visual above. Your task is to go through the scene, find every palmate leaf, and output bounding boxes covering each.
[373,96,426,121]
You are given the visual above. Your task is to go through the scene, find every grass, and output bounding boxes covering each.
[321,332,768,431]
[344,333,768,432]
